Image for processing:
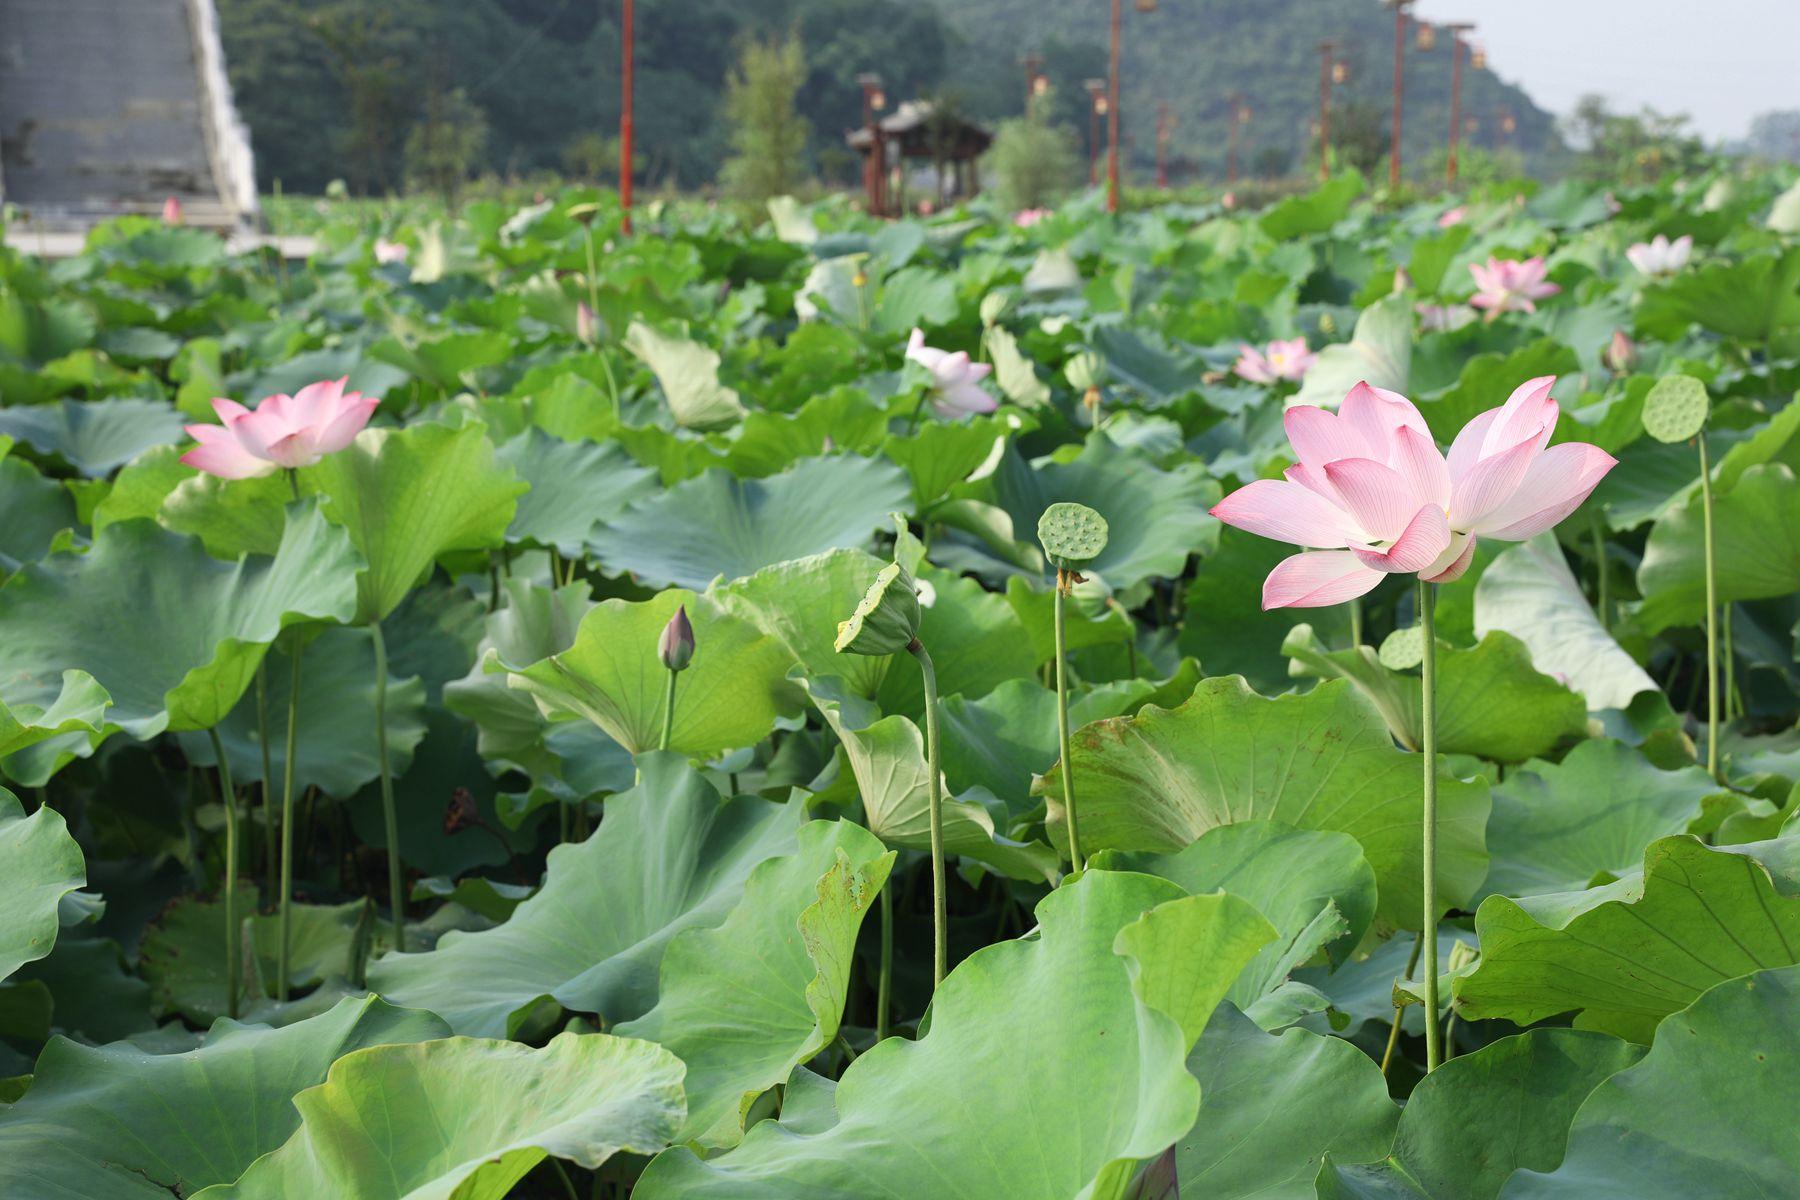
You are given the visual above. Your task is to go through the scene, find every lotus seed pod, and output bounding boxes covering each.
[658,605,696,672]
[1037,502,1110,571]
[980,291,1012,327]
[835,561,923,657]
[1065,351,1105,392]
[1641,375,1709,444]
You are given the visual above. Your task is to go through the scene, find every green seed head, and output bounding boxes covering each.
[1037,502,1110,570]
[1641,375,1710,444]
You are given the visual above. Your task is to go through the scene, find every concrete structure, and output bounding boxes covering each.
[0,0,257,230]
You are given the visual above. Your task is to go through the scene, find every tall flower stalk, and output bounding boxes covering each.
[275,634,304,998]
[370,620,405,953]
[1641,375,1715,778]
[1038,503,1109,875]
[1209,377,1615,1072]
[207,726,242,1019]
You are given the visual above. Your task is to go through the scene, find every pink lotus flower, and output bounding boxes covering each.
[1437,206,1467,228]
[905,329,996,417]
[1234,338,1317,385]
[1013,208,1051,228]
[1468,256,1560,319]
[1625,234,1691,277]
[373,238,409,264]
[576,301,599,345]
[181,378,379,480]
[1209,378,1615,608]
[162,196,184,226]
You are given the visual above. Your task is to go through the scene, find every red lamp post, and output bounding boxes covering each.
[1445,22,1476,184]
[1385,0,1415,191]
[1085,79,1108,186]
[857,72,887,216]
[1021,53,1045,115]
[619,0,634,234]
[1106,0,1159,215]
[1225,92,1250,187]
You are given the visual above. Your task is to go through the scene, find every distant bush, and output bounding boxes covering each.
[720,30,813,204]
[986,102,1081,213]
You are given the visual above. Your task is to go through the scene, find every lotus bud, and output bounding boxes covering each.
[980,291,1012,327]
[658,605,696,672]
[1393,266,1413,293]
[1318,311,1338,337]
[1603,329,1636,375]
[852,269,869,289]
[835,561,923,657]
[820,435,836,454]
[162,196,184,226]
[576,301,598,346]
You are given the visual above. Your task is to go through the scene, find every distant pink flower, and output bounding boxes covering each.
[1625,234,1691,277]
[1468,256,1559,319]
[916,199,937,216]
[1437,206,1466,228]
[1209,378,1615,608]
[181,378,378,480]
[1013,208,1051,228]
[374,238,409,264]
[1222,191,1238,210]
[162,196,184,226]
[906,328,996,417]
[1234,337,1317,385]
[576,301,599,345]
[1417,303,1476,333]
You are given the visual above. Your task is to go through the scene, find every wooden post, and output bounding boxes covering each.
[1107,0,1123,213]
[1446,23,1475,184]
[619,0,634,234]
[1388,0,1413,190]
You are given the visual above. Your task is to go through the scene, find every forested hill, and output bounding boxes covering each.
[215,0,1559,195]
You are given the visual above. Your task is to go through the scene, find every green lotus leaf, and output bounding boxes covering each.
[180,625,428,798]
[368,328,513,393]
[882,415,1011,508]
[1318,1029,1643,1200]
[161,468,293,557]
[1284,626,1587,763]
[1180,527,1350,694]
[711,549,893,698]
[1479,740,1725,902]
[997,432,1218,581]
[1260,172,1365,240]
[0,506,361,768]
[1456,835,1800,1041]
[195,1032,685,1200]
[720,389,888,477]
[1115,821,1378,1027]
[1473,535,1657,711]
[625,319,747,430]
[7,935,153,1044]
[1416,341,1578,444]
[834,561,922,657]
[617,820,893,1148]
[1294,292,1412,408]
[636,870,1271,1200]
[588,455,911,589]
[1042,676,1490,928]
[875,567,1039,717]
[1635,245,1800,342]
[0,789,85,984]
[0,454,76,573]
[309,420,526,624]
[0,396,185,477]
[368,754,804,1036]
[1498,965,1800,1199]
[495,427,658,555]
[0,995,447,1198]
[237,345,410,407]
[138,882,261,1024]
[985,323,1051,407]
[804,675,1062,882]
[1178,1005,1398,1197]
[491,588,800,758]
[1637,463,1800,634]
[937,676,1160,808]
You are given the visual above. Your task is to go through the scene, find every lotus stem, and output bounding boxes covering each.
[876,879,893,1040]
[1349,595,1363,648]
[276,641,303,1000]
[1380,930,1425,1076]
[659,666,679,752]
[1418,578,1442,1073]
[371,620,405,953]
[256,663,276,895]
[907,638,948,987]
[1054,571,1082,871]
[208,725,241,1019]
[1699,435,1720,782]
[1724,603,1739,721]
[1590,511,1610,630]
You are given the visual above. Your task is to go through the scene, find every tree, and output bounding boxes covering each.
[720,29,813,202]
[1563,94,1705,185]
[985,91,1081,213]
[404,86,489,203]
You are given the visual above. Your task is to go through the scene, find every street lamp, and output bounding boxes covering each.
[619,0,634,234]
[1021,53,1045,115]
[1085,79,1108,186]
[1444,22,1477,184]
[1106,0,1158,214]
[857,72,886,216]
[1384,0,1416,191]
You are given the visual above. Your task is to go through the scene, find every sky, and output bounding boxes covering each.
[1410,0,1797,141]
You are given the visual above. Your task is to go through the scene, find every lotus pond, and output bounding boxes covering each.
[3,169,1800,1198]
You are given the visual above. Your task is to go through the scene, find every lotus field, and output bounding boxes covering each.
[5,168,1800,1198]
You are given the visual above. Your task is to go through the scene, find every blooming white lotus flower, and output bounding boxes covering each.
[905,329,997,418]
[1626,234,1692,277]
